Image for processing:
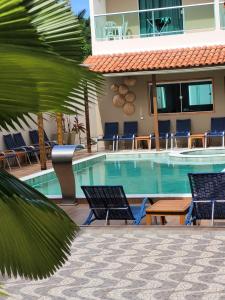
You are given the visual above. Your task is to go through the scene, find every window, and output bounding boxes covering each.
[150,80,213,114]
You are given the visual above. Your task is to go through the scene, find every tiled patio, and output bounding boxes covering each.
[4,227,225,300]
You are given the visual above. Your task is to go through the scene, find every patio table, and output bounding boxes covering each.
[146,199,191,225]
[135,136,151,150]
[188,133,205,148]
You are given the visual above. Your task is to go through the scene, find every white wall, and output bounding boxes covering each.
[90,0,225,55]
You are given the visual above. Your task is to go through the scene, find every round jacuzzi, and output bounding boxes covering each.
[169,148,225,164]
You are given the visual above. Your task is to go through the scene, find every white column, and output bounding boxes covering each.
[214,0,221,31]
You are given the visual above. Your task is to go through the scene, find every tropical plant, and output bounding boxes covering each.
[77,9,92,59]
[0,0,102,280]
[72,116,86,144]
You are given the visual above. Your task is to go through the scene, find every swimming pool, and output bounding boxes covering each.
[23,152,225,197]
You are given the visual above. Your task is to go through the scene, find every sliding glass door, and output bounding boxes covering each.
[139,0,183,37]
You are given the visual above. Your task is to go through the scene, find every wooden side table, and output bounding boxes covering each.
[146,199,191,225]
[188,134,205,149]
[135,136,151,150]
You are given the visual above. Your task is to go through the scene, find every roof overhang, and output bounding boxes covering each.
[84,45,225,76]
[103,65,225,77]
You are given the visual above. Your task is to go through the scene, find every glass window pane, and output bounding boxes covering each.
[188,83,212,105]
[156,87,166,109]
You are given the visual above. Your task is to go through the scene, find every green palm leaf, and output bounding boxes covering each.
[0,0,103,130]
[0,170,78,280]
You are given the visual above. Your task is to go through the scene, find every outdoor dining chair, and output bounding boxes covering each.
[97,122,119,151]
[186,173,225,226]
[151,120,171,150]
[172,119,191,148]
[81,185,151,225]
[205,117,225,147]
[117,121,138,150]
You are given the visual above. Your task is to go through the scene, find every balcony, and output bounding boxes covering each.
[94,2,215,41]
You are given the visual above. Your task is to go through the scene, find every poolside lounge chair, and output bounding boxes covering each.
[151,120,171,150]
[3,134,32,164]
[172,119,191,148]
[205,117,225,147]
[29,130,57,148]
[186,173,225,226]
[13,133,40,163]
[97,122,119,151]
[81,186,151,225]
[0,150,21,170]
[117,121,138,150]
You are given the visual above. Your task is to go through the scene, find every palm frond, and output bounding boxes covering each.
[0,0,103,130]
[0,170,78,280]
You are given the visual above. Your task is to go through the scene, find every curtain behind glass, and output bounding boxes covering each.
[139,0,183,37]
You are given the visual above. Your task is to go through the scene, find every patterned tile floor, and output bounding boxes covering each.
[4,227,225,300]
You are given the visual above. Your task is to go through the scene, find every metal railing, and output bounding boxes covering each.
[94,2,215,41]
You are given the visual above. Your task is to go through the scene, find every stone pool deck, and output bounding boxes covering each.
[4,227,225,300]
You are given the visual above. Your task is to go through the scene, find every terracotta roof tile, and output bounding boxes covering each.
[84,45,225,73]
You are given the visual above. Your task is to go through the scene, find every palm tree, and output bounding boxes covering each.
[0,0,102,280]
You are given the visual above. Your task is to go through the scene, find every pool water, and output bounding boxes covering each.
[25,153,225,197]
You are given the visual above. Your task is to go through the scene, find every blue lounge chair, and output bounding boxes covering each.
[29,130,57,148]
[13,133,40,163]
[172,119,191,148]
[205,117,225,147]
[151,120,171,150]
[81,186,151,225]
[3,134,33,164]
[186,173,225,226]
[117,121,138,150]
[0,150,21,170]
[97,122,119,151]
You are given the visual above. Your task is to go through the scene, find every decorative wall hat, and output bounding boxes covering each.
[125,91,136,103]
[110,84,119,92]
[111,78,137,115]
[124,77,137,87]
[113,94,125,107]
[118,84,129,95]
[123,103,135,115]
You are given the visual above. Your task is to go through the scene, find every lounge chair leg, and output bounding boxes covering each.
[171,137,174,150]
[16,156,21,168]
[6,159,11,171]
[204,136,207,148]
[105,209,110,226]
[211,201,215,226]
[223,135,225,147]
[149,138,152,150]
[113,140,115,152]
[166,139,168,150]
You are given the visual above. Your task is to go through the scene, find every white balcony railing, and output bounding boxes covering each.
[94,2,216,41]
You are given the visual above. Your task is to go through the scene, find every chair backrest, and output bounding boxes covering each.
[158,120,170,134]
[124,121,138,138]
[211,117,225,132]
[29,130,39,144]
[188,173,225,220]
[13,133,26,148]
[176,119,191,133]
[104,122,118,138]
[3,134,16,150]
[81,186,135,221]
